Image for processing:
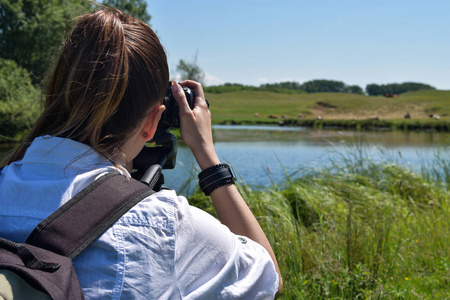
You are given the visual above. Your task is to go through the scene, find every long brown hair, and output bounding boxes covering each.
[2,9,169,166]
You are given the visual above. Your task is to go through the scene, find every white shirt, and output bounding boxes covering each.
[0,136,278,299]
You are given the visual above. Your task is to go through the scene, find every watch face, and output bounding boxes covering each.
[228,165,237,181]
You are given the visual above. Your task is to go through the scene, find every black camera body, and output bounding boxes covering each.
[157,82,195,131]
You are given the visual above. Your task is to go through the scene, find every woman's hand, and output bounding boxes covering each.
[171,80,220,170]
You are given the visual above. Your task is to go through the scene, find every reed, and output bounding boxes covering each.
[188,144,450,299]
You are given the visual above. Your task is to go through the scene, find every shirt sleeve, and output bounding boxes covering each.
[173,195,279,300]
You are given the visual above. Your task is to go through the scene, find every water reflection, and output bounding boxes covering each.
[163,126,449,192]
[212,125,449,147]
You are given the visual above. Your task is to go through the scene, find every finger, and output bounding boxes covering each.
[179,80,207,108]
[179,80,205,99]
[171,81,191,114]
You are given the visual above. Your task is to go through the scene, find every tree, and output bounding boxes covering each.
[347,85,364,95]
[401,82,436,93]
[0,59,40,141]
[365,82,436,96]
[366,84,384,96]
[0,0,91,81]
[302,80,346,93]
[176,54,205,85]
[102,0,151,23]
[260,81,304,91]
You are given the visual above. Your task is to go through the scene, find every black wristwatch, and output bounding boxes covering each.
[198,164,236,196]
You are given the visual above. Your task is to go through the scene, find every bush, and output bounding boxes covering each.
[0,59,41,142]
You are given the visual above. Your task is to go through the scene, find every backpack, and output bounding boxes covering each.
[0,172,154,300]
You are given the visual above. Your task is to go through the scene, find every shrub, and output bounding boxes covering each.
[0,59,41,142]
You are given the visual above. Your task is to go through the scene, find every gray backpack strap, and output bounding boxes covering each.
[0,236,81,300]
[26,172,154,259]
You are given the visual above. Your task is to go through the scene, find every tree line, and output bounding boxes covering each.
[205,80,436,95]
[365,82,435,96]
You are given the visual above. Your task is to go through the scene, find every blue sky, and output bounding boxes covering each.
[146,0,450,90]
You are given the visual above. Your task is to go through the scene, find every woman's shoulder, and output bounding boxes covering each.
[117,187,182,231]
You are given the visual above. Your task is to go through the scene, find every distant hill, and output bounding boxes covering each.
[206,89,450,127]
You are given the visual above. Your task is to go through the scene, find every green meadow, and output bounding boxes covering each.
[188,145,450,299]
[206,89,450,131]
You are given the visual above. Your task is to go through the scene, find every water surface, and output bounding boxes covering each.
[162,125,449,192]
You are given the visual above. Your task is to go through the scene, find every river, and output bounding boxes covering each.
[162,125,449,193]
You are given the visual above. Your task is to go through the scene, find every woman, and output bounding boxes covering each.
[0,9,282,299]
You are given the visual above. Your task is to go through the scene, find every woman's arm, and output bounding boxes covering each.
[172,80,283,297]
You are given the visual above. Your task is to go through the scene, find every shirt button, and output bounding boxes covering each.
[238,237,247,244]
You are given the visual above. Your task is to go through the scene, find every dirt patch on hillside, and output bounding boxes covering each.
[310,106,430,120]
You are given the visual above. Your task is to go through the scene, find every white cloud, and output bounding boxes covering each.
[255,77,307,86]
[204,72,225,86]
[276,77,293,83]
[258,78,269,84]
[275,77,308,84]
[170,72,224,86]
[171,73,182,83]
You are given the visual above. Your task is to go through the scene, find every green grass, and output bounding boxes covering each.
[188,145,450,299]
[207,90,450,129]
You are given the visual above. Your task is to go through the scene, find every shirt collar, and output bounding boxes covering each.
[19,136,115,171]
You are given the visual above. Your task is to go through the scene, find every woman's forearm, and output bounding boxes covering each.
[209,183,283,297]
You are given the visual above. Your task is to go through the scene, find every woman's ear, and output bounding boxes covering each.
[142,104,165,141]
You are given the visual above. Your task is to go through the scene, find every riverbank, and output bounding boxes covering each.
[188,148,450,299]
[217,118,450,132]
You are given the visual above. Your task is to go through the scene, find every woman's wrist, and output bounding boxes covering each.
[198,157,221,171]
[192,146,220,170]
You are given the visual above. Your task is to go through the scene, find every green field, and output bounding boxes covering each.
[206,89,450,130]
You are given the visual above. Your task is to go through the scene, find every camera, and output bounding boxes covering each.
[156,82,195,132]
